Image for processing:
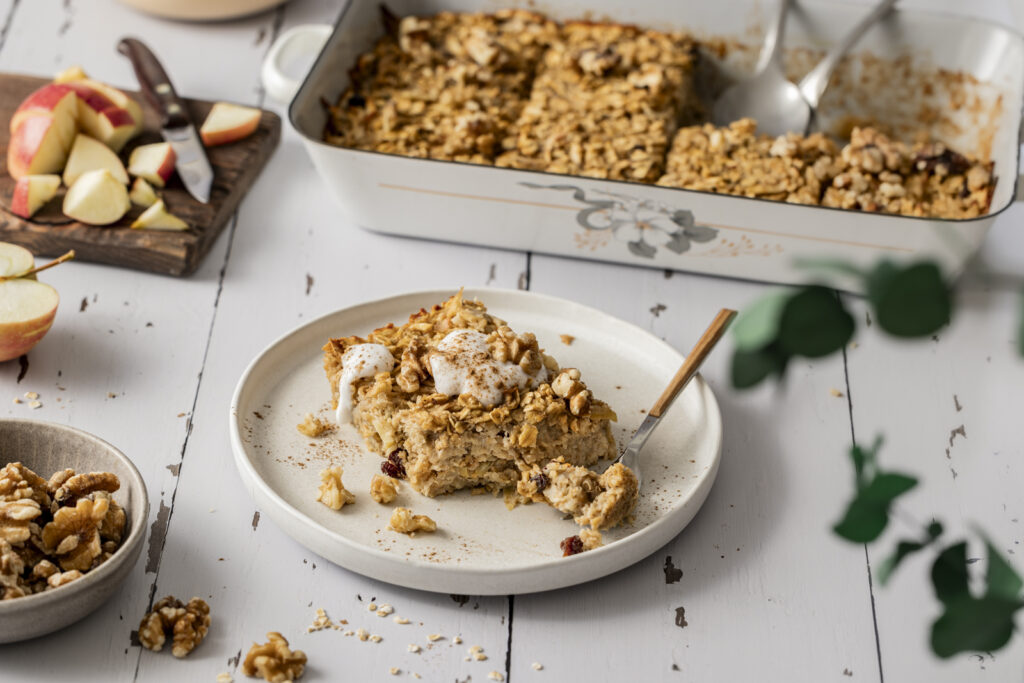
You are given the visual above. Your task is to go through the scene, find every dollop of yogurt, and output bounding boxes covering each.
[336,343,395,424]
[429,329,546,407]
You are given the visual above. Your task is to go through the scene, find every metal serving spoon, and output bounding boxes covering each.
[712,0,899,137]
[615,308,736,491]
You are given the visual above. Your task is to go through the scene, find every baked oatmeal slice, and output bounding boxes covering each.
[497,21,700,181]
[322,293,618,498]
[517,459,638,530]
[324,9,558,164]
[657,118,840,204]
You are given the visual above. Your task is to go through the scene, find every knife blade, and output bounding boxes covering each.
[117,37,213,203]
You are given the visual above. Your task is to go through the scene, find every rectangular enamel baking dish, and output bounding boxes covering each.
[273,0,1024,291]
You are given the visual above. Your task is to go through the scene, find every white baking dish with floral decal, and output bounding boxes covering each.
[263,0,1024,292]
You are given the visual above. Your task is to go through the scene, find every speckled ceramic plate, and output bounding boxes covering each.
[229,289,722,594]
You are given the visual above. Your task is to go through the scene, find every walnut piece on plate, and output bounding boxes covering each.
[388,507,436,535]
[242,632,307,682]
[316,466,356,510]
[369,474,398,504]
[296,413,333,438]
[138,595,212,658]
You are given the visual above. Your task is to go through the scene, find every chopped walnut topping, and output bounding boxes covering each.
[138,596,211,658]
[316,467,356,510]
[559,334,574,346]
[242,632,307,682]
[41,497,108,571]
[296,414,334,438]
[388,507,437,535]
[370,475,398,504]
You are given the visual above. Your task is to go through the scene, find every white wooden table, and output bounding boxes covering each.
[1,1,1023,680]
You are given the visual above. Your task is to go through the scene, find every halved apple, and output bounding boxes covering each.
[62,169,130,225]
[10,174,62,219]
[128,142,176,188]
[7,85,79,180]
[199,102,260,146]
[129,177,160,207]
[63,134,129,187]
[0,278,59,361]
[130,199,188,231]
[0,243,35,278]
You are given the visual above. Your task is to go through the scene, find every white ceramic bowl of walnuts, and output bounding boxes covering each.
[0,418,149,643]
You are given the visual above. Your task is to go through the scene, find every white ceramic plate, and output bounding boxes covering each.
[229,288,722,594]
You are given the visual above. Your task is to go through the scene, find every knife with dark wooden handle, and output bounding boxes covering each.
[117,37,214,203]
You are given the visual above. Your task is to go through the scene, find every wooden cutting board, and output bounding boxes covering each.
[0,74,281,276]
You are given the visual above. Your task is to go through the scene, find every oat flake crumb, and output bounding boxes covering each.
[488,672,504,681]
[389,667,400,676]
[408,643,421,653]
[829,388,844,398]
[453,636,462,644]
[24,391,38,399]
[427,633,442,642]
[343,630,354,636]
[356,628,369,641]
[216,673,233,683]
[475,653,488,661]
[29,401,41,409]
[12,397,20,404]
[376,603,394,617]
[394,616,410,624]
[413,674,421,679]
[532,662,543,670]
[370,634,383,643]
[367,603,377,611]
[469,645,484,654]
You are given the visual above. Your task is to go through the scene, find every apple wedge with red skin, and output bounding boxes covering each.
[63,169,131,225]
[10,174,61,219]
[63,81,141,153]
[63,134,129,187]
[0,243,62,362]
[7,84,78,179]
[200,102,261,146]
[128,142,176,188]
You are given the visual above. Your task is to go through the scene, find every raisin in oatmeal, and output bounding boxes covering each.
[323,9,996,219]
[321,292,638,532]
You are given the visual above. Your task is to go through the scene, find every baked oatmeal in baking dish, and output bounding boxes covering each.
[322,7,997,219]
[322,292,638,530]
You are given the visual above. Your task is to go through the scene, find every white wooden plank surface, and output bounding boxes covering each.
[0,0,1021,680]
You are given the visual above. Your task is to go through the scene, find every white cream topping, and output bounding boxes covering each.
[335,343,395,424]
[429,329,547,407]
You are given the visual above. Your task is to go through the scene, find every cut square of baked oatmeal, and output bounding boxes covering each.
[322,293,628,521]
[496,21,700,181]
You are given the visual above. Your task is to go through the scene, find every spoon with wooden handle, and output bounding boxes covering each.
[614,308,737,490]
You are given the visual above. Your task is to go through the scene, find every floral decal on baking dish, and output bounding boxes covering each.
[520,182,718,258]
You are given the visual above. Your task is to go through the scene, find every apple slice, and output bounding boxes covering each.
[130,199,188,231]
[7,85,79,180]
[129,177,160,208]
[0,278,59,361]
[62,169,131,225]
[63,82,140,152]
[63,134,129,187]
[128,142,176,188]
[0,243,35,278]
[200,102,261,146]
[10,174,62,219]
[54,65,89,84]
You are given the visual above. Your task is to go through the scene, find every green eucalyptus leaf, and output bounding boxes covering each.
[878,540,925,585]
[930,595,1021,658]
[932,542,970,605]
[984,539,1023,600]
[730,345,787,390]
[732,292,790,351]
[833,472,916,543]
[777,286,855,358]
[868,261,951,338]
[848,437,882,490]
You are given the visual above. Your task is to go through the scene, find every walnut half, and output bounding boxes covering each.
[316,467,356,511]
[242,632,307,682]
[369,475,398,504]
[138,596,211,658]
[388,507,436,535]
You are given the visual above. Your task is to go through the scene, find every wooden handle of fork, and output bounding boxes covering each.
[648,308,737,418]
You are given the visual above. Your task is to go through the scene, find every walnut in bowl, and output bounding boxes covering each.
[0,419,149,643]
